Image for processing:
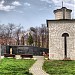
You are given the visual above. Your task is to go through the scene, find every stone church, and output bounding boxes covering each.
[47,7,75,60]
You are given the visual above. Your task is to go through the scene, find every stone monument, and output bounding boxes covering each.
[47,7,75,60]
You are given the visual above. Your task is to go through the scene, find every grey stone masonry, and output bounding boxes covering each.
[47,20,75,60]
[54,7,72,19]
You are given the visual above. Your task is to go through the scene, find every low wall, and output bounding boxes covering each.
[1,45,49,56]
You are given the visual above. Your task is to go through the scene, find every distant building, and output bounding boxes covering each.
[47,7,75,60]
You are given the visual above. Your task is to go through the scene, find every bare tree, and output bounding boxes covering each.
[0,23,49,47]
[0,24,6,45]
[0,23,25,45]
[14,25,23,45]
[30,27,37,46]
[20,30,25,45]
[30,24,49,48]
[5,23,16,45]
[41,24,49,48]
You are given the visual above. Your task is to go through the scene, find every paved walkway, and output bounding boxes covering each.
[29,56,49,75]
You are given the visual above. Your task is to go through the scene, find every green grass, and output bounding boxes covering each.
[43,60,75,75]
[0,58,35,75]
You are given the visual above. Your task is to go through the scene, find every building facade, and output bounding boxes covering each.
[47,7,75,60]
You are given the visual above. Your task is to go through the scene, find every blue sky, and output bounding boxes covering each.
[0,0,75,30]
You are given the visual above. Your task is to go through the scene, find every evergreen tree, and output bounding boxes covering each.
[27,33,33,45]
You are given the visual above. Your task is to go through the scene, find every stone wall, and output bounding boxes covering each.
[1,45,49,56]
[48,20,75,60]
[55,11,71,19]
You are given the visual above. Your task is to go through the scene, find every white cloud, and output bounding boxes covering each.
[52,0,61,4]
[52,0,75,5]
[1,0,4,4]
[1,5,15,11]
[0,0,15,11]
[39,7,47,10]
[40,0,52,3]
[24,2,31,6]
[12,1,21,6]
[14,10,24,14]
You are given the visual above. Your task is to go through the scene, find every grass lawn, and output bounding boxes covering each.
[43,60,75,75]
[0,58,35,75]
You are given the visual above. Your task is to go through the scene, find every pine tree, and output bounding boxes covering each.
[27,33,33,45]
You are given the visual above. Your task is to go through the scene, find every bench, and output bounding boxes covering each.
[4,54,15,58]
[20,54,33,59]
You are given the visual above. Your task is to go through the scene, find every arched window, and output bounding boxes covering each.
[62,33,69,58]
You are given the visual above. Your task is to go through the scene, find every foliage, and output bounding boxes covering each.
[0,58,35,75]
[27,33,33,45]
[43,60,75,75]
